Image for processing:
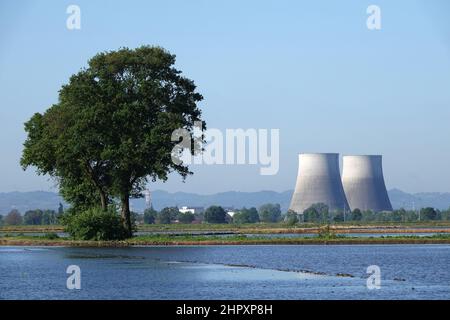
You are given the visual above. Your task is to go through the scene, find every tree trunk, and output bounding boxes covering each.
[120,193,133,238]
[100,191,107,211]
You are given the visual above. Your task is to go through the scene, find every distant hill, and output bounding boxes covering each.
[0,191,67,215]
[146,190,293,212]
[388,189,450,211]
[1,189,450,215]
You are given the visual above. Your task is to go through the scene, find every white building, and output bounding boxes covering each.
[179,206,205,214]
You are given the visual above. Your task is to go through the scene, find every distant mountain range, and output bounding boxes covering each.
[1,189,450,214]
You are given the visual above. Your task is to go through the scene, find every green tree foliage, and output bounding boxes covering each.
[58,203,64,215]
[351,209,362,221]
[204,206,227,224]
[258,203,282,223]
[441,209,450,221]
[420,207,440,221]
[21,46,204,238]
[21,209,59,225]
[131,212,144,225]
[4,209,23,226]
[158,207,179,224]
[233,207,259,224]
[144,207,158,224]
[24,210,43,225]
[62,207,128,240]
[178,212,195,224]
[43,210,59,225]
[303,206,319,222]
[0,215,3,226]
[333,211,344,222]
[284,210,299,226]
[303,203,329,223]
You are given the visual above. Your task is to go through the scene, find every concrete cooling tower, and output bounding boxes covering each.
[342,155,393,212]
[289,153,350,214]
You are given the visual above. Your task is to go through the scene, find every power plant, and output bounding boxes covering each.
[289,153,392,214]
[342,155,392,212]
[289,153,350,214]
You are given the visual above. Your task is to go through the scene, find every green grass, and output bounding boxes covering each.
[2,221,450,233]
[2,232,450,246]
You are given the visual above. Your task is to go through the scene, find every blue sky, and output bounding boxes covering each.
[0,0,450,194]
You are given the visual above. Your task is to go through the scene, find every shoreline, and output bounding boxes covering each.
[2,225,450,235]
[2,237,450,247]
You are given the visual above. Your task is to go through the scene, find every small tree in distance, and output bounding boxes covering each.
[5,209,23,226]
[178,212,195,224]
[351,209,363,221]
[204,206,227,224]
[158,207,178,224]
[259,203,281,223]
[233,207,259,224]
[144,207,158,224]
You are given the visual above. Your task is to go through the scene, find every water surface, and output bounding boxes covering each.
[1,245,449,300]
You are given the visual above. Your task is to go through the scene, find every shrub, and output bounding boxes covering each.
[43,232,60,240]
[61,207,128,240]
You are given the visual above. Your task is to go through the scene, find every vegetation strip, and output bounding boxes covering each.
[2,234,450,247]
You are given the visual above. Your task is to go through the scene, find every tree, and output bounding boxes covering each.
[42,210,58,225]
[21,46,204,237]
[0,215,3,226]
[303,203,329,223]
[178,212,195,224]
[158,207,178,224]
[284,210,299,226]
[204,206,227,224]
[4,209,23,225]
[259,203,282,223]
[144,207,158,224]
[58,203,64,215]
[420,207,439,221]
[24,210,43,225]
[441,208,450,221]
[303,206,319,223]
[233,207,259,224]
[333,211,344,222]
[351,209,362,221]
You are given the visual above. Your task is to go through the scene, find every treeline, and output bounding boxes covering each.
[139,203,450,225]
[2,203,450,227]
[0,204,64,226]
[141,203,283,225]
[296,204,450,224]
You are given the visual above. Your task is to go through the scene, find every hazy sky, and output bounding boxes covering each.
[1,0,450,194]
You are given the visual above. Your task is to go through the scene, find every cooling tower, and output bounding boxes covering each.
[342,155,393,212]
[289,153,350,214]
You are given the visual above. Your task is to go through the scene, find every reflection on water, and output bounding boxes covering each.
[1,245,450,300]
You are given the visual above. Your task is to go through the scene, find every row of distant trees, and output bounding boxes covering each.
[0,204,64,226]
[296,204,450,224]
[2,203,450,226]
[141,203,283,225]
[140,203,450,225]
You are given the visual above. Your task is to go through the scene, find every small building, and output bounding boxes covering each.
[178,206,205,214]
